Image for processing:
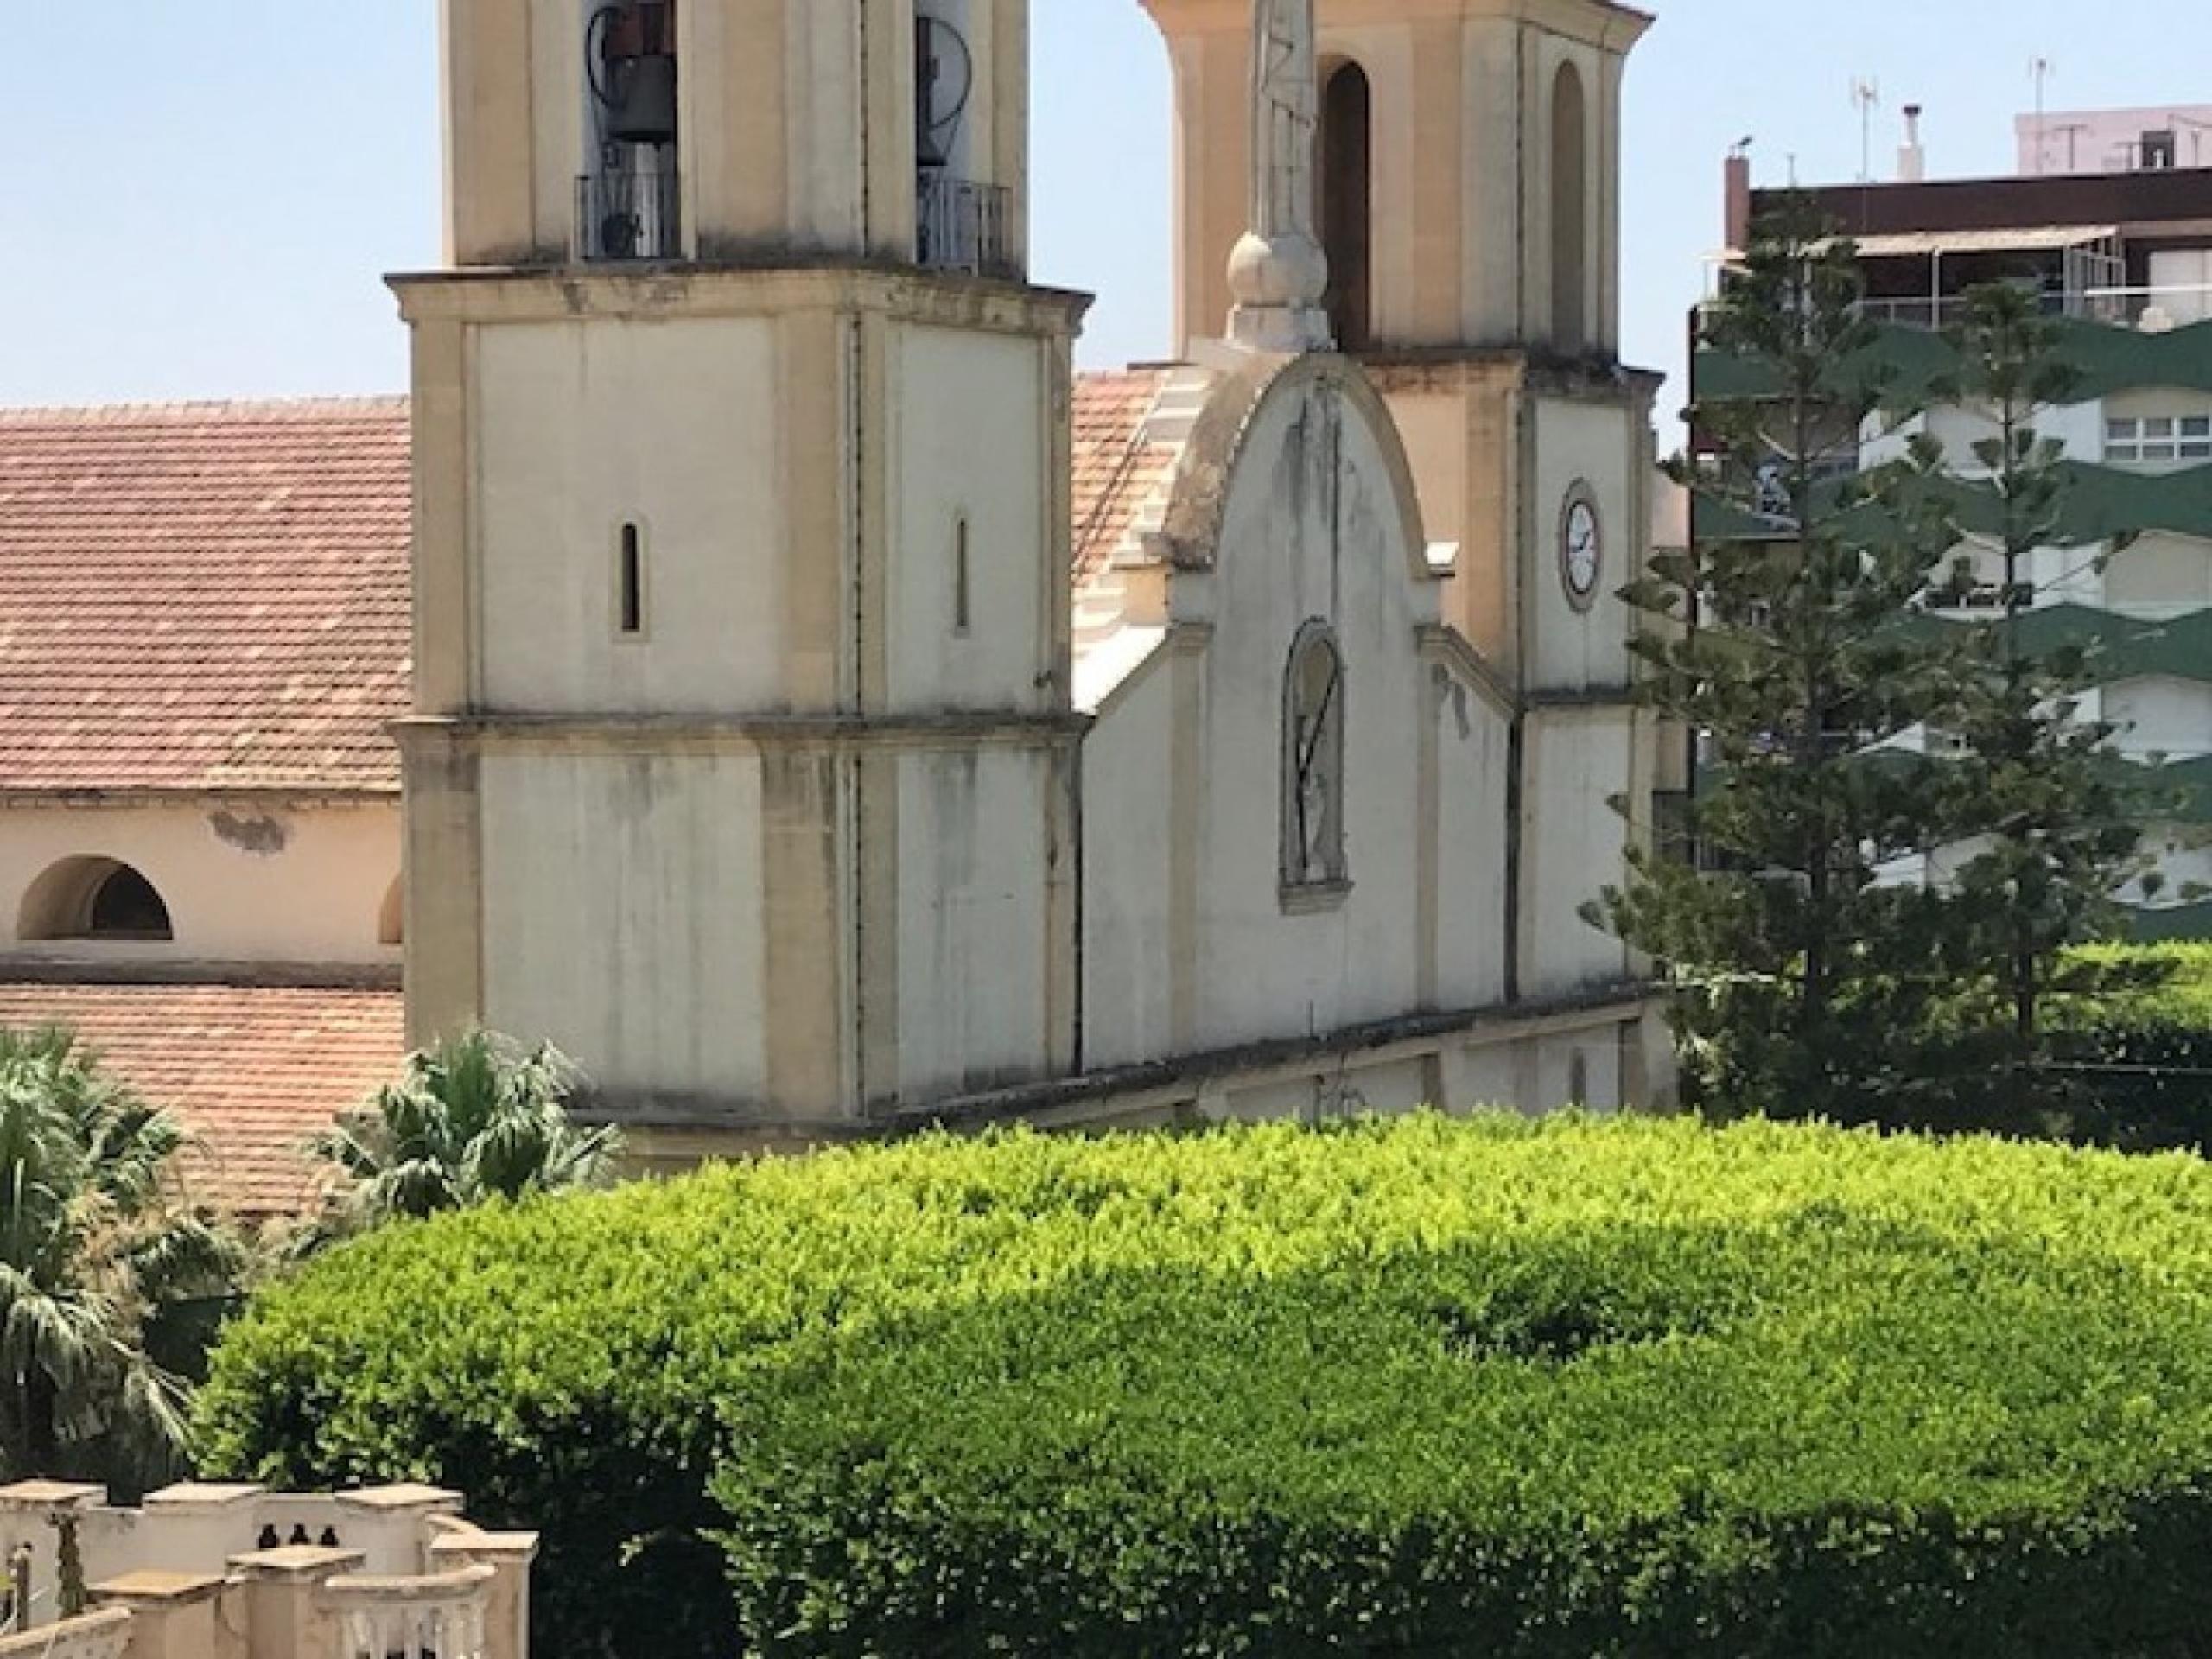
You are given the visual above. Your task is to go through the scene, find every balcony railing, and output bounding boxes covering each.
[1858,283,2212,332]
[917,171,1016,279]
[575,165,683,263]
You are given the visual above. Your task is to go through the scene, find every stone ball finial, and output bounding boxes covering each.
[1228,229,1328,312]
[1229,229,1332,353]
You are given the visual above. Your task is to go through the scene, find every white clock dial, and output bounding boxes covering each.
[1560,493,1603,607]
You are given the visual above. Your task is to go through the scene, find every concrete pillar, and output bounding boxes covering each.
[231,1547,363,1659]
[0,1482,106,1625]
[429,1529,542,1659]
[90,1571,225,1659]
[331,1486,467,1571]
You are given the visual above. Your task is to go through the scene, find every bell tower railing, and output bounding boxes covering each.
[575,163,683,263]
[917,172,1016,279]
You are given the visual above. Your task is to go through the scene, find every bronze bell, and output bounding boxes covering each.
[597,1,678,148]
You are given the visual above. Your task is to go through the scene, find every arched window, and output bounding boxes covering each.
[1281,622,1349,897]
[378,877,404,948]
[19,857,175,944]
[1551,60,1589,351]
[1319,60,1373,352]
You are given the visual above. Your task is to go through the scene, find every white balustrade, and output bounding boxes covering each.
[0,1482,532,1659]
[0,1606,132,1659]
[326,1564,494,1659]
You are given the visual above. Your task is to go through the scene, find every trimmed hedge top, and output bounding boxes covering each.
[199,1117,2212,1656]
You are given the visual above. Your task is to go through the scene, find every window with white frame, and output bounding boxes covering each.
[2107,413,2212,464]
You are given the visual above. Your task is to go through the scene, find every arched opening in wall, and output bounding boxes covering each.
[378,877,404,948]
[1281,621,1349,898]
[18,858,175,944]
[1551,61,1589,352]
[1319,60,1374,352]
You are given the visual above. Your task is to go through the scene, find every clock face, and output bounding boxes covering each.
[1560,489,1603,610]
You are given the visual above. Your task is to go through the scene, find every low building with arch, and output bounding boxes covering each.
[0,400,410,1217]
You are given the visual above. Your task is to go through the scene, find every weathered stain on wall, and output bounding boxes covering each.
[207,810,291,856]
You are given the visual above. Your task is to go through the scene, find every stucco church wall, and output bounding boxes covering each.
[1192,377,1440,1048]
[1382,391,1469,557]
[1518,707,1635,1000]
[1438,1027,1622,1116]
[1431,668,1512,1010]
[0,801,400,968]
[889,324,1051,712]
[889,746,1058,1098]
[1078,651,1178,1072]
[1529,393,1637,694]
[473,316,787,715]
[477,751,771,1106]
[1081,365,1520,1073]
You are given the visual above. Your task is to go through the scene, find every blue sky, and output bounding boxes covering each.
[4,3,2204,427]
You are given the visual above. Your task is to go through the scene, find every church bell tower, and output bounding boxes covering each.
[1144,0,1662,1006]
[1141,0,1656,686]
[397,0,1087,1142]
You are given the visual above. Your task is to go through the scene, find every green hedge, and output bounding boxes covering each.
[2048,944,2212,1151]
[198,1117,2212,1656]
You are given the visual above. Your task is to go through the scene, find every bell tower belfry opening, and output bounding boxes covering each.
[439,0,1031,273]
[1319,59,1373,352]
[578,2,681,259]
[1140,0,1644,358]
[1141,0,1663,1025]
[397,0,1088,1143]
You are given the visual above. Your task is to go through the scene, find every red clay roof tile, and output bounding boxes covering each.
[1071,368,1178,589]
[0,982,403,1219]
[0,399,412,795]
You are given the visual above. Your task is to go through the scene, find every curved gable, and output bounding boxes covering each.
[1160,353,1442,594]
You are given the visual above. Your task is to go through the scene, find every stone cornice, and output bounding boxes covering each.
[583,982,1660,1138]
[1141,0,1653,54]
[0,959,402,992]
[389,261,1093,339]
[1416,625,1522,721]
[393,711,1092,757]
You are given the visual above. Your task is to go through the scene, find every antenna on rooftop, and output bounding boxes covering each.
[2031,57,2056,175]
[1852,78,1882,182]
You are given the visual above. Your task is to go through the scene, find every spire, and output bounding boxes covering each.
[1226,0,1332,353]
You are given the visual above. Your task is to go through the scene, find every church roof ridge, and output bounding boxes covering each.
[0,394,410,428]
[0,370,1203,427]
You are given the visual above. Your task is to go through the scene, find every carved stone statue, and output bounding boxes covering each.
[1227,0,1332,353]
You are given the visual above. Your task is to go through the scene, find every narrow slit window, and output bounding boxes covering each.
[953,513,973,635]
[619,523,645,637]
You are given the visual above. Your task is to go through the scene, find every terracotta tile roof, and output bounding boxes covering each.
[1071,368,1179,590]
[0,982,403,1219]
[0,399,412,795]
